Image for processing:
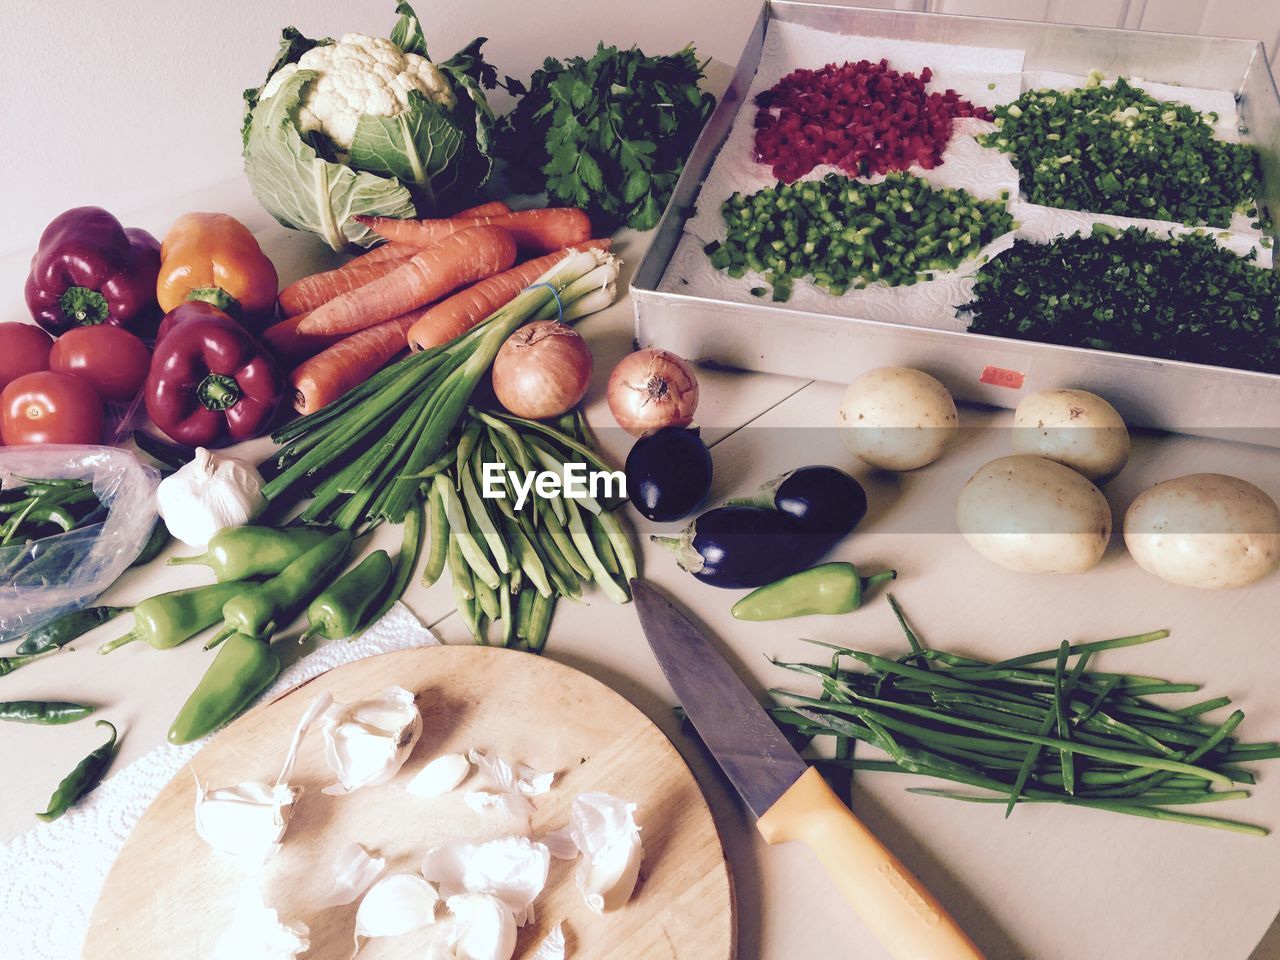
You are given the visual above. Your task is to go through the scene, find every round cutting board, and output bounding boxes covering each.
[84,646,734,959]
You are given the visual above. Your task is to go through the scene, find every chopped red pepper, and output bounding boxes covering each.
[752,59,991,181]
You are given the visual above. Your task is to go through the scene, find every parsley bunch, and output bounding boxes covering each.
[962,225,1280,373]
[979,74,1262,227]
[500,43,716,230]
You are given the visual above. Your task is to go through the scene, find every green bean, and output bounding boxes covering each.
[498,579,514,648]
[500,514,552,598]
[535,511,590,580]
[474,572,500,623]
[455,420,482,474]
[515,587,536,641]
[421,483,449,588]
[594,508,638,582]
[434,475,500,590]
[526,591,556,653]
[447,535,474,601]
[564,500,629,604]
[460,462,510,574]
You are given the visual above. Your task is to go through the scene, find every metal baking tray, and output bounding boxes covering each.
[631,1,1280,446]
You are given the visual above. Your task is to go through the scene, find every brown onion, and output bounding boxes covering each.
[606,349,699,437]
[492,321,592,419]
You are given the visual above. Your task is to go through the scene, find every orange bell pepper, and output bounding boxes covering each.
[157,213,278,328]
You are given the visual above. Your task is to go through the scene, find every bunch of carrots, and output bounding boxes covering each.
[264,202,608,414]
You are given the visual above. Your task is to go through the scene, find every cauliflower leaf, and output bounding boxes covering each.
[243,69,417,251]
[348,91,466,210]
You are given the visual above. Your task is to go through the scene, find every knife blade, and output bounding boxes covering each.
[631,579,984,960]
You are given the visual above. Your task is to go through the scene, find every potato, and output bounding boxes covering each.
[837,367,957,471]
[957,455,1111,573]
[1124,473,1280,589]
[1012,388,1130,481]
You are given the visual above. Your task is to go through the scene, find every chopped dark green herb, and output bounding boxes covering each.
[961,224,1280,373]
[980,73,1261,227]
[706,171,1015,299]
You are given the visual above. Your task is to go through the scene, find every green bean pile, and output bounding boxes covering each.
[704,172,1014,300]
[773,599,1279,835]
[979,73,1261,227]
[419,409,636,652]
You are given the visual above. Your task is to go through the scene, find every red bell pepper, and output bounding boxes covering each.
[25,207,161,335]
[154,299,235,345]
[144,313,282,447]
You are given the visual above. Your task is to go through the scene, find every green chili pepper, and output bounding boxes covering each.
[98,581,253,654]
[15,606,129,656]
[36,720,120,820]
[219,530,354,640]
[130,520,171,568]
[301,550,393,642]
[168,633,281,744]
[166,526,332,582]
[0,700,96,724]
[0,650,53,677]
[731,562,897,621]
[354,501,424,639]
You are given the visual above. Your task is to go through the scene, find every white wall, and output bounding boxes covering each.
[0,0,762,255]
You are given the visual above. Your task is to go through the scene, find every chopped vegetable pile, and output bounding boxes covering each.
[962,224,1280,373]
[979,73,1261,227]
[754,60,991,182]
[705,172,1014,299]
[774,600,1280,835]
[501,43,717,230]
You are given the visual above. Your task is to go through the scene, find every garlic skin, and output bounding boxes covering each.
[465,749,554,822]
[212,881,309,960]
[354,873,440,939]
[407,753,472,798]
[156,447,266,548]
[194,693,331,866]
[321,687,422,795]
[447,893,517,960]
[567,793,643,914]
[421,836,550,926]
[529,922,567,960]
[315,842,386,909]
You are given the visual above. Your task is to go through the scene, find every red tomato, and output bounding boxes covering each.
[0,322,54,392]
[50,325,150,403]
[1,371,104,445]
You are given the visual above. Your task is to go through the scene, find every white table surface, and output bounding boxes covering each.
[3,11,1280,960]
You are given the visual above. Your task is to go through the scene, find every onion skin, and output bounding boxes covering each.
[492,320,592,420]
[606,349,699,438]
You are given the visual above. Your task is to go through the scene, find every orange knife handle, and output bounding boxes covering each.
[757,767,984,960]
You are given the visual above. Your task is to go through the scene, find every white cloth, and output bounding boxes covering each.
[0,603,438,960]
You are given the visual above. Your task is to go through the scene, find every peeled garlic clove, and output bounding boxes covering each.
[321,687,422,795]
[212,880,309,960]
[355,873,439,939]
[315,842,386,909]
[421,836,550,927]
[447,893,517,960]
[529,922,567,960]
[566,793,643,914]
[408,753,471,798]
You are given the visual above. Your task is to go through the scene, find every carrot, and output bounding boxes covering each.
[262,311,347,366]
[297,226,518,337]
[355,208,592,256]
[407,238,613,352]
[290,310,427,414]
[356,242,421,264]
[452,200,510,218]
[278,253,412,317]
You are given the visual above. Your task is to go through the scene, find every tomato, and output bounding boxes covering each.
[0,322,54,392]
[1,371,104,445]
[50,325,150,403]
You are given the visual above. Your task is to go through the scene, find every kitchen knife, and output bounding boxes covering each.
[631,578,983,960]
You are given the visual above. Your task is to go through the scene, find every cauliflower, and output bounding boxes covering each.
[261,33,456,154]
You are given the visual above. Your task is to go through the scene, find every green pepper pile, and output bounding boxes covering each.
[962,224,1280,374]
[0,478,107,587]
[979,73,1261,227]
[704,172,1014,300]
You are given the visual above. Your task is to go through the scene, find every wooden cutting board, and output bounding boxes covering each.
[83,646,734,959]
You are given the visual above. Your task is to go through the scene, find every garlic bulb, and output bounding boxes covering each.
[194,694,331,865]
[355,873,440,939]
[157,447,266,548]
[212,880,309,960]
[407,753,472,798]
[447,894,517,960]
[321,686,422,795]
[421,836,550,926]
[564,793,643,914]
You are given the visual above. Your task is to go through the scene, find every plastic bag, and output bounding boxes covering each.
[0,445,159,643]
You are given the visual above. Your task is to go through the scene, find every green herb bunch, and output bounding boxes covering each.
[980,73,1262,227]
[500,43,716,230]
[962,224,1280,373]
[704,172,1015,300]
